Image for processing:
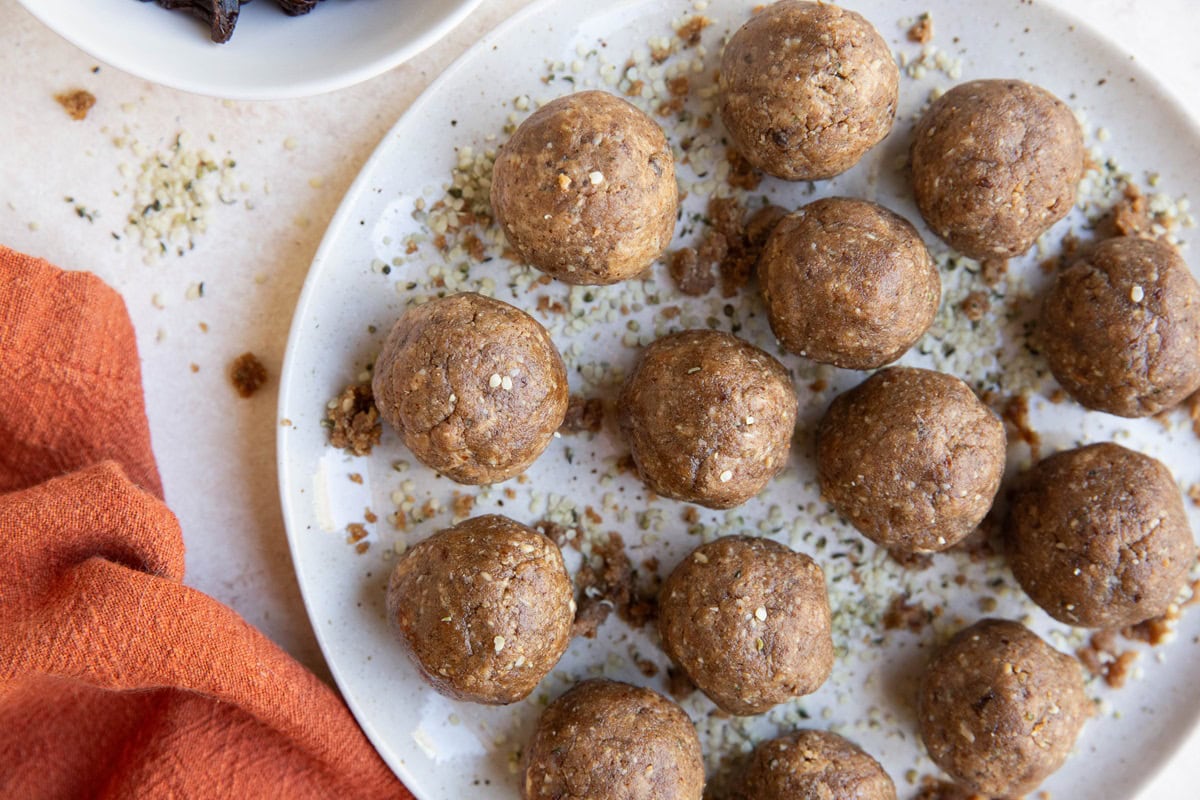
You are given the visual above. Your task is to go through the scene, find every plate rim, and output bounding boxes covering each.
[276,1,1200,798]
[13,0,485,100]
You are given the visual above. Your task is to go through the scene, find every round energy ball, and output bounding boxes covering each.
[490,90,678,285]
[817,367,1006,553]
[919,619,1091,798]
[1041,236,1200,417]
[719,1,898,181]
[1007,442,1196,628]
[759,197,940,369]
[658,536,834,716]
[911,79,1084,259]
[618,330,798,509]
[372,292,568,484]
[741,730,896,800]
[523,679,704,800]
[385,514,573,705]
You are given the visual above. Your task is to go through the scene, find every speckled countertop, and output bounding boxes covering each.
[1,0,1196,796]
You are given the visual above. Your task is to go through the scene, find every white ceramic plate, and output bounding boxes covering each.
[278,1,1200,798]
[14,0,483,100]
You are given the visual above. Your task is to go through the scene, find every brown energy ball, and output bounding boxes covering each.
[658,536,834,716]
[618,330,798,509]
[817,367,1006,553]
[490,90,678,285]
[523,679,704,800]
[1007,442,1196,629]
[385,514,573,705]
[759,197,940,369]
[1041,237,1200,417]
[719,1,899,181]
[372,292,568,484]
[741,730,896,800]
[919,619,1090,798]
[911,79,1084,260]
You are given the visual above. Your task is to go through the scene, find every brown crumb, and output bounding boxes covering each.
[887,549,934,570]
[809,378,828,393]
[669,247,715,296]
[980,257,1008,286]
[1186,391,1200,438]
[660,305,682,320]
[346,523,369,544]
[230,352,268,398]
[882,593,931,633]
[657,97,686,117]
[1076,630,1140,688]
[1048,388,1068,404]
[1122,606,1179,646]
[666,666,697,701]
[584,506,603,526]
[634,654,659,678]
[571,532,657,639]
[676,15,712,47]
[534,519,569,549]
[726,147,762,191]
[55,89,96,121]
[625,79,646,98]
[682,506,699,525]
[650,43,673,64]
[951,509,1001,563]
[958,291,991,322]
[348,473,363,485]
[189,363,200,374]
[913,775,987,800]
[364,508,378,524]
[907,13,934,44]
[667,76,690,98]
[1112,183,1153,238]
[1187,484,1200,507]
[1001,393,1041,460]
[451,492,476,522]
[355,541,370,555]
[560,395,605,435]
[743,204,787,253]
[326,382,382,456]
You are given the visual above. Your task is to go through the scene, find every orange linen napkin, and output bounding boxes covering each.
[0,246,411,799]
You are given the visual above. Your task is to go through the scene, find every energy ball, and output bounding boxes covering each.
[911,79,1084,260]
[372,292,568,484]
[523,679,704,800]
[385,514,573,705]
[817,367,1006,553]
[1041,236,1200,417]
[719,1,898,181]
[658,536,834,716]
[741,730,896,800]
[618,330,798,509]
[1007,442,1196,629]
[919,619,1090,798]
[759,197,940,369]
[490,90,678,285]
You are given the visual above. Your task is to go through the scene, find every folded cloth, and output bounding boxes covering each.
[0,246,409,799]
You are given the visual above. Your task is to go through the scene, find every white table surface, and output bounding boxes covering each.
[1,0,1196,796]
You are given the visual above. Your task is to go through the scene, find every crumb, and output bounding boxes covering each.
[230,352,268,398]
[560,395,605,434]
[676,15,712,47]
[355,541,370,554]
[888,549,934,571]
[326,382,382,456]
[1001,393,1041,460]
[1186,391,1200,439]
[682,506,700,525]
[669,247,715,296]
[882,593,931,633]
[667,76,690,99]
[55,89,96,121]
[907,13,934,44]
[348,473,363,485]
[1187,484,1200,507]
[726,147,762,191]
[1111,183,1152,238]
[634,655,659,678]
[1076,630,1140,688]
[809,378,828,393]
[1122,607,1179,646]
[364,508,378,524]
[346,523,369,544]
[533,519,569,548]
[980,257,1008,286]
[743,204,787,253]
[451,492,476,522]
[667,665,697,701]
[189,363,200,374]
[1048,388,1068,404]
[958,291,991,322]
[571,532,657,639]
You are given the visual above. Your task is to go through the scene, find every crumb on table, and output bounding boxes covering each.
[560,395,605,435]
[55,89,96,121]
[907,13,934,44]
[230,352,268,398]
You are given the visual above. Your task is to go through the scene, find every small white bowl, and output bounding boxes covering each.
[15,0,484,100]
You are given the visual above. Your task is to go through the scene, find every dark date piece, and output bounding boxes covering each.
[143,0,325,43]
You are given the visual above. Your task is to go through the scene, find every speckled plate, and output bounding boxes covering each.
[277,1,1200,798]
